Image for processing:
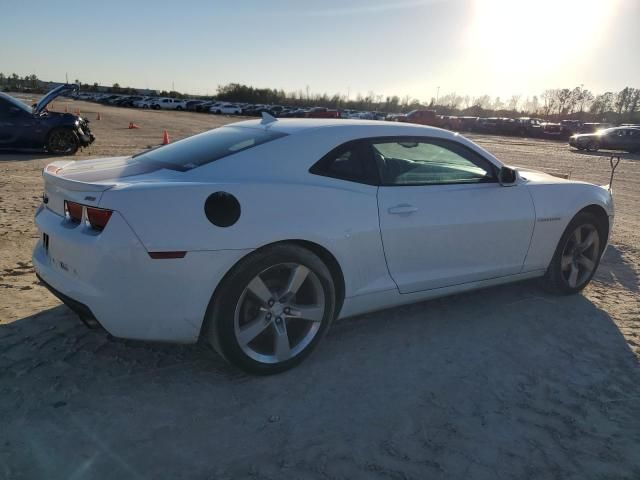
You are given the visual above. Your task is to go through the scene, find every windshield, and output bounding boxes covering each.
[131,126,287,170]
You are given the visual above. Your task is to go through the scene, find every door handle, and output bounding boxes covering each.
[388,204,418,215]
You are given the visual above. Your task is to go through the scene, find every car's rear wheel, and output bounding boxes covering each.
[586,140,599,152]
[176,106,183,111]
[46,128,79,155]
[543,211,605,294]
[204,244,336,374]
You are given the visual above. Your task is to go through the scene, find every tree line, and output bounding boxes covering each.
[1,72,638,122]
[215,83,640,122]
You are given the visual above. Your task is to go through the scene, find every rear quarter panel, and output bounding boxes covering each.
[100,179,394,299]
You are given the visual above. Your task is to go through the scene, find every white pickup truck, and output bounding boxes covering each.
[150,98,186,110]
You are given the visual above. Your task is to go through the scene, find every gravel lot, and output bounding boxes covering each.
[1,100,639,479]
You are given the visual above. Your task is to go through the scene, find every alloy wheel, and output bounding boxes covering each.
[48,130,76,154]
[234,263,325,364]
[560,223,600,288]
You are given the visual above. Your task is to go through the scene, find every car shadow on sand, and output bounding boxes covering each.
[1,278,639,479]
[596,244,640,293]
[0,152,55,162]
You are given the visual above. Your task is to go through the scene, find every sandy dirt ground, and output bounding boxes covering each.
[1,99,639,479]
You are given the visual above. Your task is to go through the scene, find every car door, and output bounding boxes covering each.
[615,129,636,151]
[374,137,536,293]
[628,129,640,152]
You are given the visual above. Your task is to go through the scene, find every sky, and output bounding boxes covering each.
[1,0,638,101]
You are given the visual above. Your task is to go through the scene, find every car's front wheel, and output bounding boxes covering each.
[543,211,605,294]
[586,140,599,152]
[46,128,79,155]
[204,244,337,374]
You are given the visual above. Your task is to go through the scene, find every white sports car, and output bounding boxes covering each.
[33,118,614,374]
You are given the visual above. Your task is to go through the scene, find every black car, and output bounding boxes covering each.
[0,84,94,155]
[186,100,207,111]
[569,127,640,153]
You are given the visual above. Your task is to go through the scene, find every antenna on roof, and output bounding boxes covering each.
[261,111,277,125]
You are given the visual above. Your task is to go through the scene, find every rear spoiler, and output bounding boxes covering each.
[43,161,116,192]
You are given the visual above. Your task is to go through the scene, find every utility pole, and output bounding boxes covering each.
[65,72,69,84]
[436,86,440,105]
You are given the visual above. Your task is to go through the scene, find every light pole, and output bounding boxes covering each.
[436,86,440,105]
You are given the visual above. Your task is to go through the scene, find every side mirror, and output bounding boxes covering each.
[498,166,517,186]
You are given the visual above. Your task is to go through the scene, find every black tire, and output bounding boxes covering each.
[46,128,79,155]
[176,106,183,111]
[152,105,160,110]
[543,211,606,295]
[215,110,221,114]
[204,244,337,375]
[586,141,599,152]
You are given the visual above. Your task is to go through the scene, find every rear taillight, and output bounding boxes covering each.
[64,201,113,231]
[86,207,113,231]
[64,201,83,223]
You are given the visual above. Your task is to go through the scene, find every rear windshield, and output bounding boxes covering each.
[131,126,287,171]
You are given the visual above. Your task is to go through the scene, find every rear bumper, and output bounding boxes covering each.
[36,273,102,329]
[33,206,251,342]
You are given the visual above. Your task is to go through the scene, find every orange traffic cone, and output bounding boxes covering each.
[162,130,170,145]
[128,122,140,129]
[96,113,101,120]
[75,108,80,116]
[64,106,68,113]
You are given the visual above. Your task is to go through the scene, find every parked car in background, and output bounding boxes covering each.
[541,121,562,137]
[280,108,308,118]
[457,116,479,131]
[185,100,207,111]
[569,127,640,152]
[580,123,613,134]
[0,84,94,154]
[561,120,583,136]
[305,107,340,118]
[150,98,185,110]
[132,97,155,108]
[211,103,242,115]
[513,117,543,136]
[395,109,438,126]
[195,101,216,113]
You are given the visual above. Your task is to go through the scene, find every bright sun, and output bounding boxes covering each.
[466,0,618,93]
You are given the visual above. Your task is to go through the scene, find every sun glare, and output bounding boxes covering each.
[466,0,619,93]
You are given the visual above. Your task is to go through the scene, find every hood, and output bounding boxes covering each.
[515,167,585,185]
[34,84,79,114]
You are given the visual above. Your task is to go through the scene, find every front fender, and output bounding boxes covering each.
[523,182,613,272]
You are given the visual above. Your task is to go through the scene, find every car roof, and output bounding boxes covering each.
[230,118,460,138]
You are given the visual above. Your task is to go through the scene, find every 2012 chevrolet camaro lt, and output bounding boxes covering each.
[33,118,614,374]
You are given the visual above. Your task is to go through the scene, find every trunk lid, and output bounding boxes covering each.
[43,160,116,216]
[42,155,187,216]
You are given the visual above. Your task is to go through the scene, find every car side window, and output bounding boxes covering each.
[310,140,378,185]
[371,138,496,186]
